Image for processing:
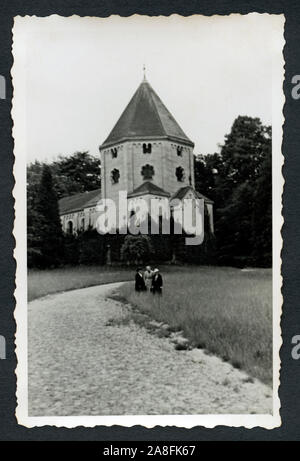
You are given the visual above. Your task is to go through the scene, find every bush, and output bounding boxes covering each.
[105,233,126,263]
[63,233,79,265]
[185,231,217,265]
[121,235,153,264]
[78,228,106,265]
[173,205,216,264]
[149,234,173,262]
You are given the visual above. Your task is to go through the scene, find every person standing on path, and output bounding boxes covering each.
[135,268,146,292]
[151,268,163,295]
[144,265,153,291]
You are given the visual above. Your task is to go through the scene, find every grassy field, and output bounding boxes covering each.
[28,266,132,301]
[116,266,272,385]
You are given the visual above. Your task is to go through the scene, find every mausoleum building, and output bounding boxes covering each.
[59,77,213,236]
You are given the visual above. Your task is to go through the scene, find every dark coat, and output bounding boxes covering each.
[135,272,146,292]
[151,273,163,294]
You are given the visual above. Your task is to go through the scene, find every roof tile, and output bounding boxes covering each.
[59,189,101,214]
[171,186,214,204]
[127,181,170,198]
[101,80,194,148]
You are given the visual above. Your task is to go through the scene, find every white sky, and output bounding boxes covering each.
[15,14,284,164]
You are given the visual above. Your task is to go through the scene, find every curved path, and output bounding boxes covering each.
[28,283,272,416]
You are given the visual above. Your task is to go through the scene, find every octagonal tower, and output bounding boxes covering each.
[99,77,195,209]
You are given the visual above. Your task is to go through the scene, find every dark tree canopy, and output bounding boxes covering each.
[27,152,100,267]
[27,151,101,200]
[29,165,64,268]
[51,151,101,198]
[194,116,272,267]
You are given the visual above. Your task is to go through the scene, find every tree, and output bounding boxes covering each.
[220,116,270,188]
[251,140,272,266]
[34,165,64,268]
[215,116,272,266]
[27,152,101,267]
[217,181,255,266]
[27,151,101,201]
[51,151,100,198]
[194,153,219,201]
[194,116,272,267]
[78,228,106,265]
[27,161,45,267]
[121,235,153,264]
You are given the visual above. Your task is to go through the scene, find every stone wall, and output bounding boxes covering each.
[100,138,194,209]
[60,206,100,234]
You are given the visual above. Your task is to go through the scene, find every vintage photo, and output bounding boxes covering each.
[13,14,284,428]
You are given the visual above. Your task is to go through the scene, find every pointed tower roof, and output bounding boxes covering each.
[101,79,194,149]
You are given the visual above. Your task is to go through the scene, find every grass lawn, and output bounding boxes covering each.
[28,265,132,301]
[116,266,272,385]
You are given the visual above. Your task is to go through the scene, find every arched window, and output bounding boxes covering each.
[141,164,154,180]
[177,146,183,156]
[67,221,73,235]
[111,168,120,184]
[176,166,185,182]
[111,148,118,158]
[81,218,85,231]
[143,143,152,154]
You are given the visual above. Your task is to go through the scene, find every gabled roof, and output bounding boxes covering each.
[127,181,170,198]
[101,79,194,149]
[59,189,101,215]
[171,186,214,204]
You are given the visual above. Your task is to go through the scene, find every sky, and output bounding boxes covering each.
[14,14,284,164]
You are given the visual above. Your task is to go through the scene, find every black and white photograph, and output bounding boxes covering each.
[12,13,284,428]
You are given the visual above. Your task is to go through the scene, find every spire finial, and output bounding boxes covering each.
[143,64,146,81]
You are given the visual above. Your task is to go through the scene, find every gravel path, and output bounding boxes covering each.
[28,283,272,416]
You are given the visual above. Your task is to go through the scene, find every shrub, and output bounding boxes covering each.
[121,235,153,265]
[149,234,173,262]
[78,228,106,265]
[63,233,79,265]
